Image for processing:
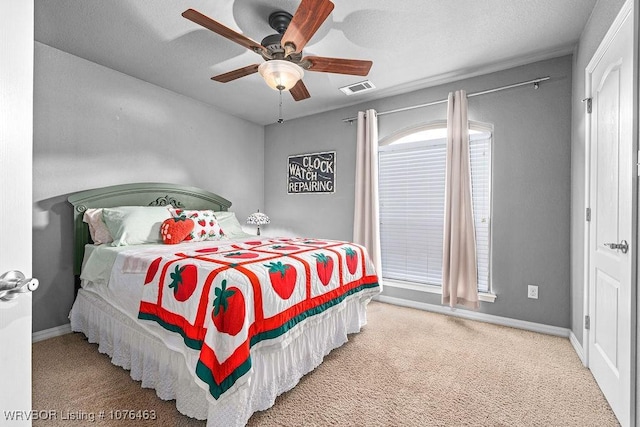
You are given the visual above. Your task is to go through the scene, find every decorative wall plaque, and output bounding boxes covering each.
[287,151,336,194]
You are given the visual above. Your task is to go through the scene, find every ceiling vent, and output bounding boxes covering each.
[339,80,376,96]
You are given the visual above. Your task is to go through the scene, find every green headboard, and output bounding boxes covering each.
[67,182,232,276]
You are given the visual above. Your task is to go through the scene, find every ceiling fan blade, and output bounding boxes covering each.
[303,56,373,76]
[211,64,260,83]
[282,0,334,56]
[290,80,311,101]
[182,9,266,55]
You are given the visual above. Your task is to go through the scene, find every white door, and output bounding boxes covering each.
[0,1,34,426]
[586,2,634,426]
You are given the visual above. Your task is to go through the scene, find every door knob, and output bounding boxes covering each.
[0,270,38,302]
[604,240,629,254]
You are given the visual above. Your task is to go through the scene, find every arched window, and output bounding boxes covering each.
[378,121,492,293]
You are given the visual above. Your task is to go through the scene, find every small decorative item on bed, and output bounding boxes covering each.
[67,182,380,427]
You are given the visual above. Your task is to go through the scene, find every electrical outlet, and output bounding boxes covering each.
[527,285,539,299]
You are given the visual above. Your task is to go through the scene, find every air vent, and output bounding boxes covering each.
[339,80,376,96]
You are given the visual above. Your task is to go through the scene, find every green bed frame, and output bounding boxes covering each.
[67,182,232,277]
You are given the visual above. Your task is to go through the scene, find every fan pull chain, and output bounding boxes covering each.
[277,88,284,124]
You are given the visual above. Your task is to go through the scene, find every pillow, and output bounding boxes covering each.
[214,211,246,238]
[102,206,172,246]
[168,209,224,242]
[82,208,113,245]
[160,217,195,244]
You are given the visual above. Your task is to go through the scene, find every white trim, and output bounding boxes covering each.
[585,0,634,72]
[374,295,569,337]
[32,323,71,343]
[569,331,587,366]
[582,48,592,367]
[478,293,497,303]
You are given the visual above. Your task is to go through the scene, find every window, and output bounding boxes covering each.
[378,122,492,293]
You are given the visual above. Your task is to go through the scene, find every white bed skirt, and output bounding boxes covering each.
[69,288,372,426]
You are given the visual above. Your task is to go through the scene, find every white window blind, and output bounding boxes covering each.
[379,128,491,292]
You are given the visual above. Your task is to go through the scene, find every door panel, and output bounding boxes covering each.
[594,269,619,370]
[594,66,620,249]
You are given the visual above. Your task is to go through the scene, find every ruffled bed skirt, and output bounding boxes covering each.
[69,288,372,426]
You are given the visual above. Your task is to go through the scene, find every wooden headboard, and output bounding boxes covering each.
[67,182,232,276]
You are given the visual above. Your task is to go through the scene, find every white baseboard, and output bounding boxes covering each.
[569,331,586,366]
[373,295,571,338]
[32,323,71,343]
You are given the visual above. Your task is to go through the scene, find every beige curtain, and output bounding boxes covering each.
[442,90,479,309]
[354,109,382,278]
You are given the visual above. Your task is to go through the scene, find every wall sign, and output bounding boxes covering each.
[287,151,336,194]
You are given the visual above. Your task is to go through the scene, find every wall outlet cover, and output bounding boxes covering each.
[527,285,539,299]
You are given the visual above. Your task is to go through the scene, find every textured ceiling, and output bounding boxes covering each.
[35,0,597,125]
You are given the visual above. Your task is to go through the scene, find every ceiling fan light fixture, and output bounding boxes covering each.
[258,60,304,91]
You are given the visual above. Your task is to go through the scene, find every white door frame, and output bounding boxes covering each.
[582,0,637,424]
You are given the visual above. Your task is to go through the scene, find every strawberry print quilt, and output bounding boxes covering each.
[137,237,380,401]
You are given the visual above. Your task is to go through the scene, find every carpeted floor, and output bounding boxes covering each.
[32,302,619,426]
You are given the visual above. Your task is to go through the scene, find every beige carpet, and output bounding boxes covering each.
[32,302,619,426]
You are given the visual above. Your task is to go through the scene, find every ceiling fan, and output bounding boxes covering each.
[182,0,373,101]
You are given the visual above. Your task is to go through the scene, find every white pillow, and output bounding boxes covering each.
[102,206,171,246]
[82,208,113,245]
[214,211,246,238]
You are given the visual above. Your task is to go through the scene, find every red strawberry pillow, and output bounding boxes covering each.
[168,209,224,242]
[160,217,195,244]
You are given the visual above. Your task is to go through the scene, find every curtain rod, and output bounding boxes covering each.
[341,76,551,123]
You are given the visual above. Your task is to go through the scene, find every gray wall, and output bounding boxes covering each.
[569,0,626,345]
[265,56,572,328]
[33,43,264,332]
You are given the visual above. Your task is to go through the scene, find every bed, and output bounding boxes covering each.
[67,182,380,426]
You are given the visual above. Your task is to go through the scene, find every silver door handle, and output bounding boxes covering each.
[0,270,38,302]
[604,240,629,254]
